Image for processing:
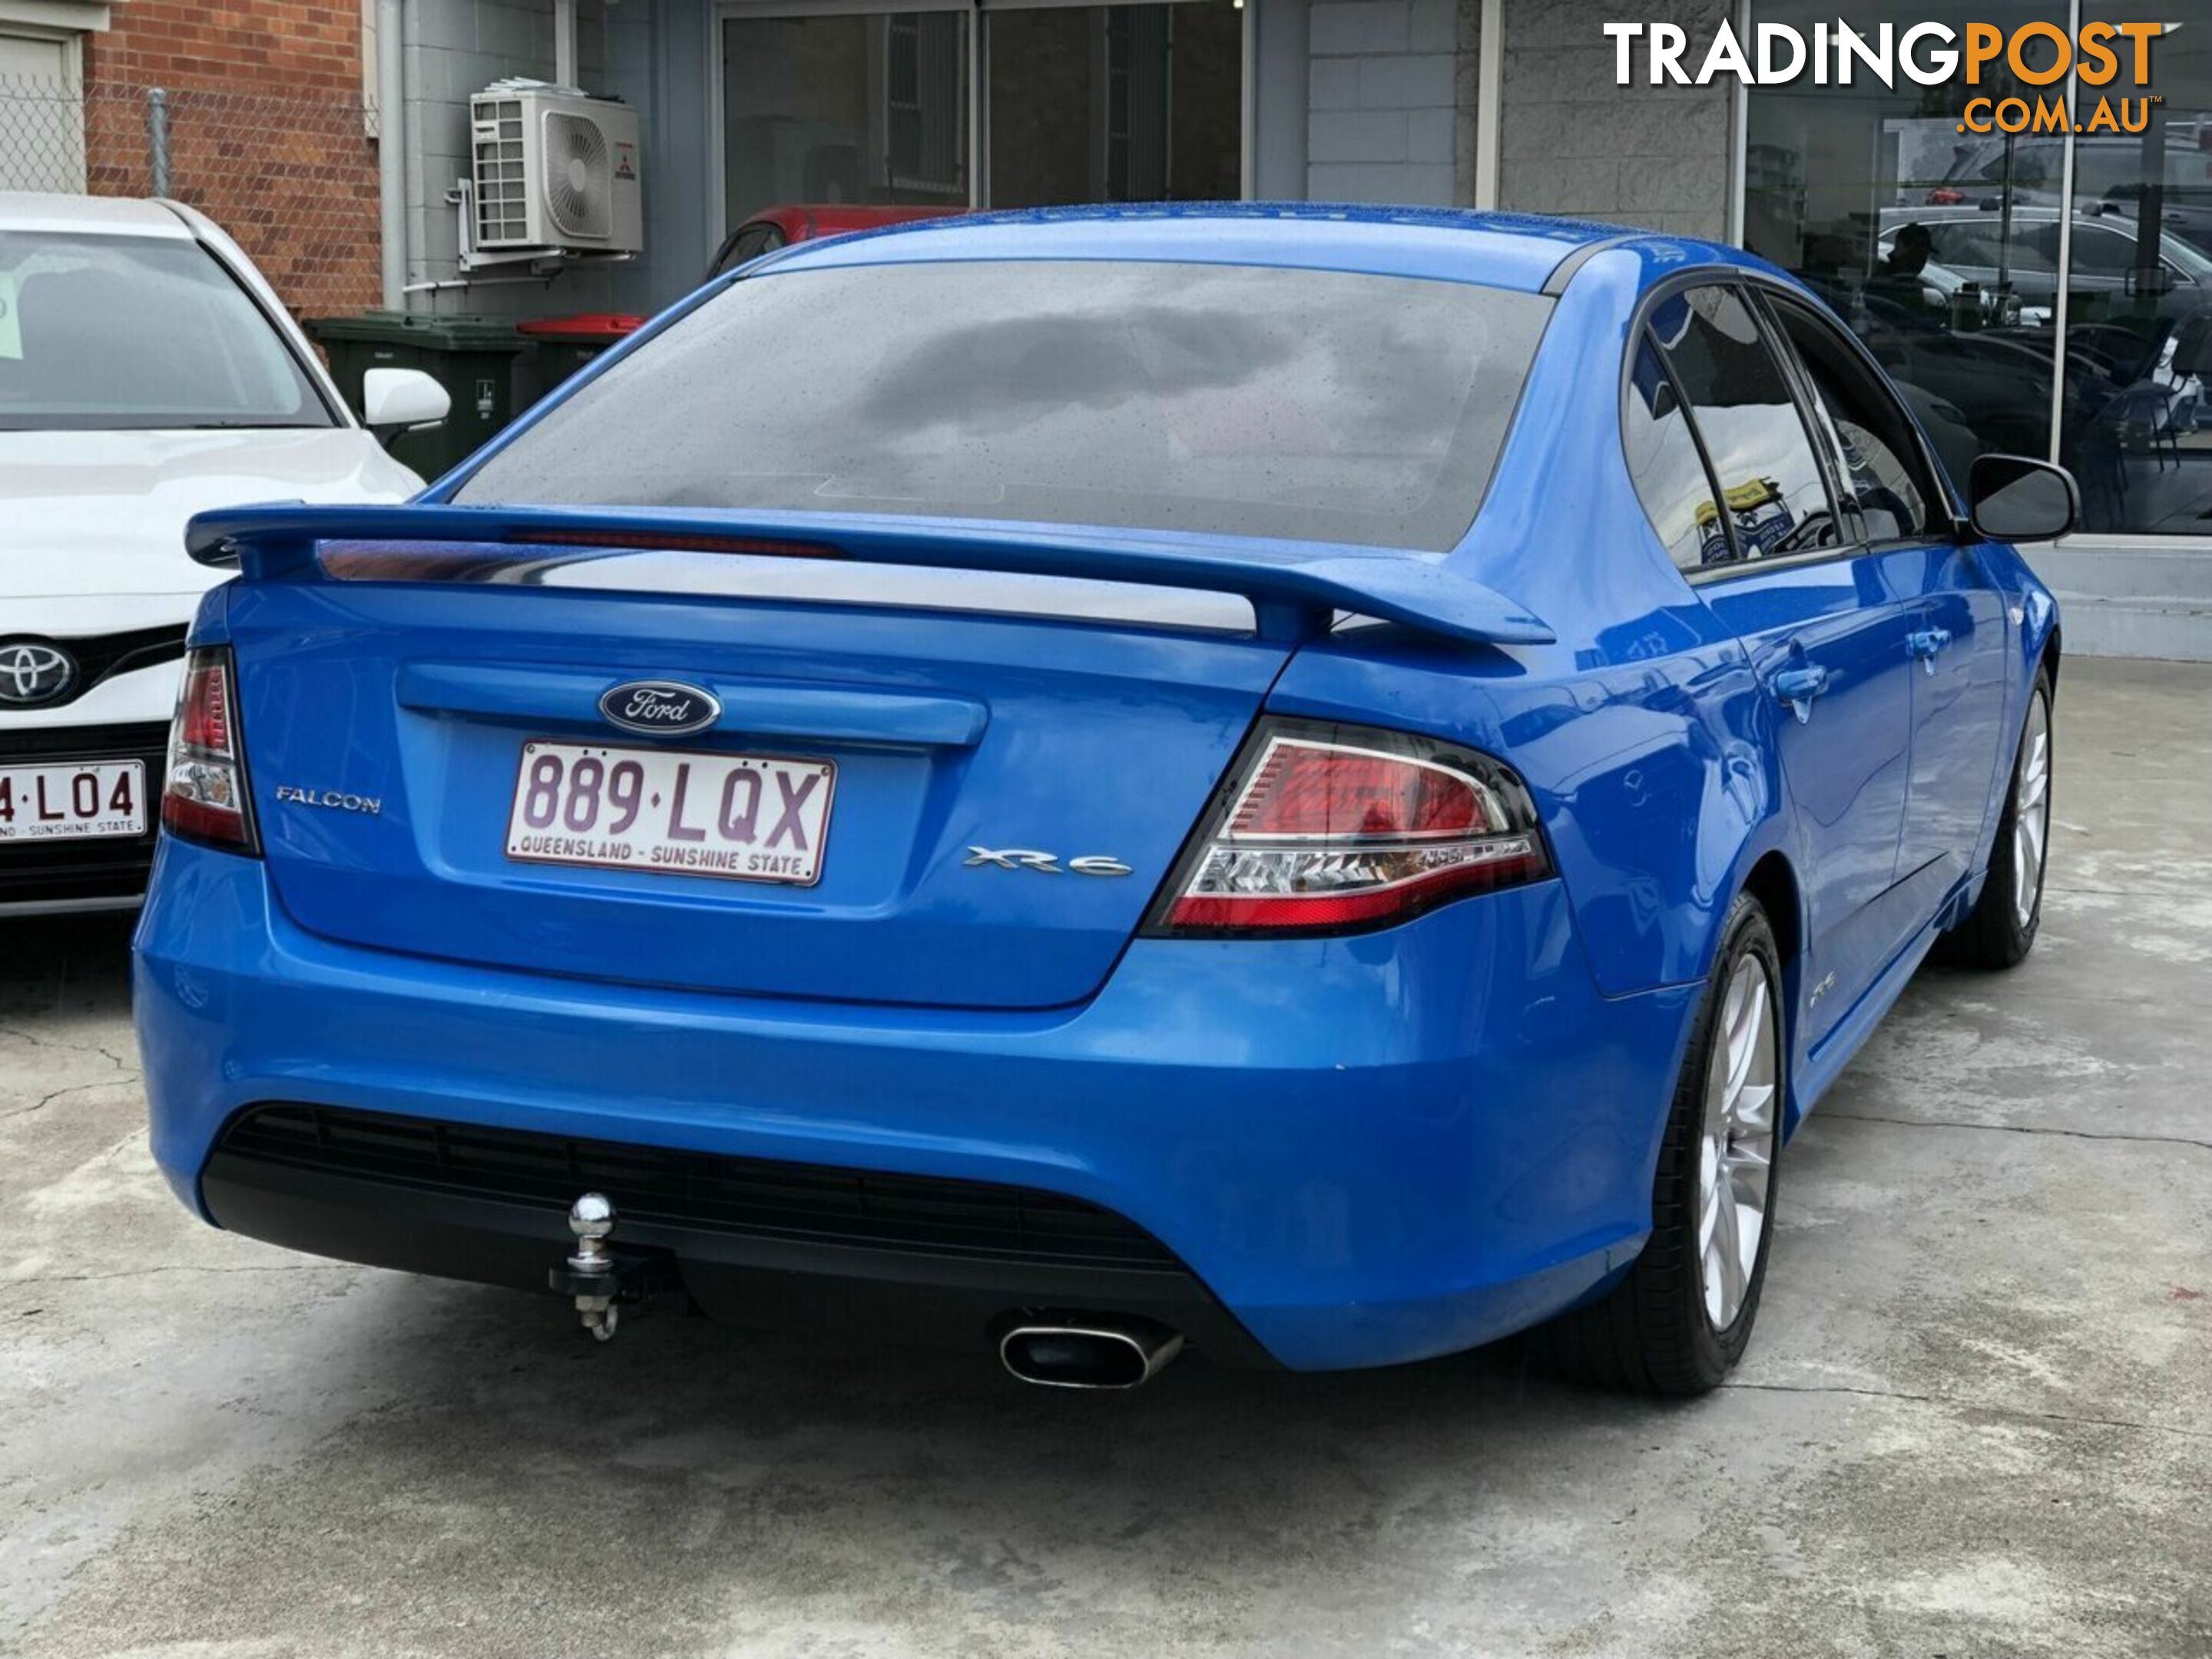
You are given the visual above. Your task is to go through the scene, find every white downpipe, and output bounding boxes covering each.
[555,0,579,88]
[1472,0,1502,209]
[377,0,406,309]
[1239,0,1255,200]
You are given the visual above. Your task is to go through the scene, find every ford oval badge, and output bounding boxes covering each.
[599,680,722,737]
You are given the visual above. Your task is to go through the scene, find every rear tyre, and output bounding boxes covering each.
[1531,894,1783,1396]
[1941,670,2053,970]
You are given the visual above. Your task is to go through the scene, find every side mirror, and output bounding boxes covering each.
[361,367,450,440]
[1969,453,2079,542]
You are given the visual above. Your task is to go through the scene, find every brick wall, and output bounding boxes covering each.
[1495,0,1733,238]
[83,2,379,318]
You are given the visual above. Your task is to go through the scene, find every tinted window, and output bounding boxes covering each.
[1924,220,2055,275]
[1624,333,1729,571]
[1766,296,1937,542]
[0,232,327,431]
[458,260,1555,551]
[2061,224,2140,277]
[710,224,784,277]
[1650,285,1839,565]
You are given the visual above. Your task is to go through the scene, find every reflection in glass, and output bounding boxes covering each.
[1970,454,2081,541]
[459,261,1554,551]
[1766,296,1937,542]
[1624,336,1730,571]
[2065,5,2212,533]
[1744,2,2069,498]
[1651,286,1841,564]
[721,12,969,230]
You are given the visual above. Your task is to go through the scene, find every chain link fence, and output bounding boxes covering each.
[1,74,381,319]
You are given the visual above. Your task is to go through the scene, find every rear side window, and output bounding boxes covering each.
[1763,295,1938,542]
[1648,285,1840,566]
[713,222,786,275]
[455,260,1555,551]
[1623,335,1730,571]
[1926,221,2055,274]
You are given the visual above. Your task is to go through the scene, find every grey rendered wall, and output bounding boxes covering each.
[600,0,714,315]
[402,0,618,316]
[1303,0,1469,205]
[1494,0,1733,237]
[1251,0,1310,200]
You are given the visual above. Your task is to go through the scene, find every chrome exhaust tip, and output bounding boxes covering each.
[998,1316,1184,1389]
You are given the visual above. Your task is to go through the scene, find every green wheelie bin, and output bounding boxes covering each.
[306,311,525,481]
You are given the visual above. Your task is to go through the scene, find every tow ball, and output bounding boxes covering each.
[549,1192,625,1342]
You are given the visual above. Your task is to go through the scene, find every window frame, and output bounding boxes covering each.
[707,0,1253,232]
[1621,322,1743,573]
[1752,286,1951,555]
[194,234,349,429]
[1737,283,1856,551]
[1619,268,1968,590]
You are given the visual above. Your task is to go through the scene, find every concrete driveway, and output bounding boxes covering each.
[3,657,2207,1659]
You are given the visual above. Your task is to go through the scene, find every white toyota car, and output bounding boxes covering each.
[1,192,448,916]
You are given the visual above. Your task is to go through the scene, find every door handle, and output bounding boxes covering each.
[1771,664,1830,723]
[1906,627,1952,674]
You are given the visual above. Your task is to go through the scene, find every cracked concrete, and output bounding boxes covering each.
[1819,1111,2212,1153]
[1,657,2207,1657]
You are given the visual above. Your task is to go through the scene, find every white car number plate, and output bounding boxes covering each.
[505,740,835,886]
[0,760,147,843]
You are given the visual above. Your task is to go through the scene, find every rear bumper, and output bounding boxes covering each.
[134,838,1700,1372]
[200,1108,1278,1366]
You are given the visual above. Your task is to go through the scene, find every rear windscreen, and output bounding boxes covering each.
[455,260,1552,551]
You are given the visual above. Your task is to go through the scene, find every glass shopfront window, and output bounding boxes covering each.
[720,1,1242,230]
[1745,6,2212,535]
[2063,7,2212,535]
[1745,2,2068,496]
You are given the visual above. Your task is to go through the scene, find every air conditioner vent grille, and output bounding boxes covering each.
[472,97,529,246]
[543,110,612,240]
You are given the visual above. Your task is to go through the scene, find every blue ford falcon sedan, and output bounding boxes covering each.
[135,206,2067,1394]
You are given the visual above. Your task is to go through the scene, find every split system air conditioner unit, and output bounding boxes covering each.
[470,88,643,256]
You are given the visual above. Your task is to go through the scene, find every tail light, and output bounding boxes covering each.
[1143,718,1550,937]
[161,647,259,853]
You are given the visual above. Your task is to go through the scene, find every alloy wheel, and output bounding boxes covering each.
[2012,693,2052,931]
[1698,953,1777,1331]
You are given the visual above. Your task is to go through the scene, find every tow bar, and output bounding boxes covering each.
[548,1193,670,1342]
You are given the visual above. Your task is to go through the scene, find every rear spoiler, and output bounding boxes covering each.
[185,502,1554,648]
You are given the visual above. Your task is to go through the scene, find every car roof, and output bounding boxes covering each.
[751,201,1743,295]
[0,191,192,237]
[1889,203,2162,227]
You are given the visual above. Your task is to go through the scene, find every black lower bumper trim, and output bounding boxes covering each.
[200,1134,1278,1368]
